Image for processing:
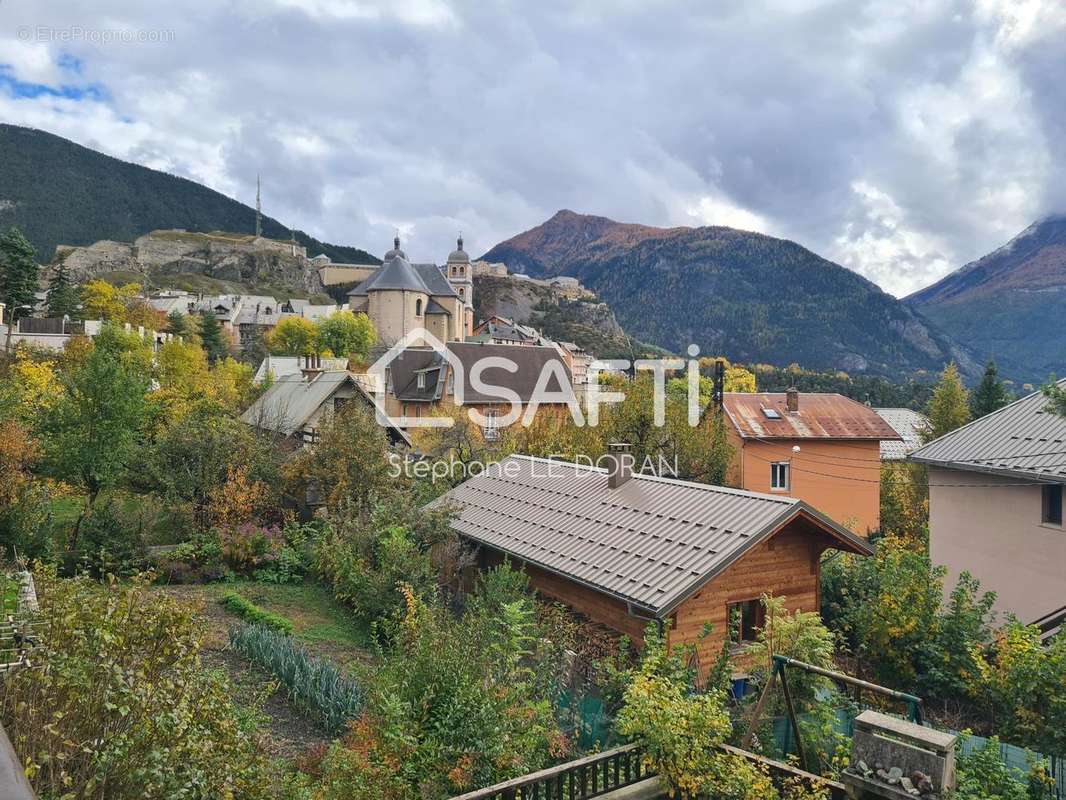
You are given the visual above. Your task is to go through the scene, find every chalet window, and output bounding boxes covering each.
[417,372,426,389]
[728,599,765,645]
[1043,485,1063,525]
[771,462,790,491]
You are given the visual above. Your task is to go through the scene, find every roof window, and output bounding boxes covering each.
[761,407,782,420]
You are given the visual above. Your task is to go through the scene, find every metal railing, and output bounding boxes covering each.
[449,743,651,800]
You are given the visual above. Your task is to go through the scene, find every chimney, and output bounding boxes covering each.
[301,353,323,381]
[786,387,799,414]
[606,443,634,489]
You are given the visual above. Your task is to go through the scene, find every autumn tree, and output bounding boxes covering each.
[315,310,376,361]
[879,461,928,541]
[603,374,734,484]
[970,360,1010,419]
[38,325,151,547]
[265,316,317,356]
[146,405,278,531]
[1,226,39,352]
[922,362,971,442]
[283,402,396,514]
[79,280,140,322]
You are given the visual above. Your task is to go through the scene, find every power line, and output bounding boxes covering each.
[742,449,1066,487]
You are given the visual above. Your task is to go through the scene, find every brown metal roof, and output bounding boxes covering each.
[723,392,901,440]
[432,455,872,616]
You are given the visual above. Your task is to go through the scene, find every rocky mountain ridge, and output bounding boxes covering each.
[482,210,977,379]
[53,229,325,294]
[907,215,1066,382]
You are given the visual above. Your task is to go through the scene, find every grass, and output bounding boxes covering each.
[229,623,364,734]
[220,591,294,634]
[233,582,373,650]
[153,580,373,657]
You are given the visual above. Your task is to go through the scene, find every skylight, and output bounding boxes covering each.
[761,407,782,420]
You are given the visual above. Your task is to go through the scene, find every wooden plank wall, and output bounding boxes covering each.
[482,548,650,644]
[669,521,823,675]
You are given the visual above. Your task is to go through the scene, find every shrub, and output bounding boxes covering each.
[617,625,735,798]
[954,736,1054,800]
[310,577,566,798]
[0,566,275,799]
[313,499,454,629]
[228,622,363,734]
[77,499,147,577]
[219,591,294,633]
[219,522,284,572]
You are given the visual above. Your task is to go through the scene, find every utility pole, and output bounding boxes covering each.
[255,174,262,238]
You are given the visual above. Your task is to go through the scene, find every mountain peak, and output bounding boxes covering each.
[906,216,1066,381]
[480,210,970,379]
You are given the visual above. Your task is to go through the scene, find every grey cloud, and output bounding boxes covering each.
[0,0,1063,288]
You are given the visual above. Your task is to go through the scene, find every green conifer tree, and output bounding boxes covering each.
[1,226,40,352]
[198,310,228,364]
[45,261,80,319]
[970,360,1011,419]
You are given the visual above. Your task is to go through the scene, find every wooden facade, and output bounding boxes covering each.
[480,513,842,677]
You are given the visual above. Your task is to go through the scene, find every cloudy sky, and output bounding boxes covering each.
[1,0,1064,296]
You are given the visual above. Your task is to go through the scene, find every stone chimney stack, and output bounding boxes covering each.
[606,443,634,489]
[786,387,799,414]
[301,353,323,381]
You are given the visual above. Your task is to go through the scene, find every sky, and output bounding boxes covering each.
[1,0,1064,297]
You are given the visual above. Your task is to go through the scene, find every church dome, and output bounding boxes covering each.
[383,234,407,261]
[447,234,469,263]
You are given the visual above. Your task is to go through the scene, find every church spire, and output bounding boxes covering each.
[457,231,464,251]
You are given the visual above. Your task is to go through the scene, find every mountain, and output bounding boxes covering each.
[907,217,1066,384]
[0,124,377,265]
[482,210,974,379]
[472,273,667,360]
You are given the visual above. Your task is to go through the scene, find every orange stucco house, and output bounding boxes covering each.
[721,390,901,535]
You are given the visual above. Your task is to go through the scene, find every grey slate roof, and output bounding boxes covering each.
[253,355,350,384]
[910,379,1066,482]
[241,371,410,446]
[390,342,573,403]
[432,454,872,616]
[242,372,354,435]
[346,257,459,299]
[875,408,928,460]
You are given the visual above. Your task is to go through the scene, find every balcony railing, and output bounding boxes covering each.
[449,742,651,800]
[447,741,847,800]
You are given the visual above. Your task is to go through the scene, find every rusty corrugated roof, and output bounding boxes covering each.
[723,392,901,440]
[432,455,872,616]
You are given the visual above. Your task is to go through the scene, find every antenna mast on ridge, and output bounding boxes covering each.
[255,174,262,238]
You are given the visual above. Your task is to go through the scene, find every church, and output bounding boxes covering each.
[347,235,474,344]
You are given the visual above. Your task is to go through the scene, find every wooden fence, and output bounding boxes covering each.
[448,743,651,800]
[446,741,846,800]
